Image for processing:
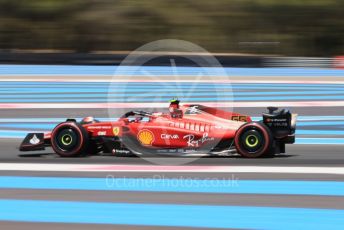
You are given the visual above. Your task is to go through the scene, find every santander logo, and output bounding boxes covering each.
[29,134,40,145]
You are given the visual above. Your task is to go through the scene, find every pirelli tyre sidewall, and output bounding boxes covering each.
[51,122,89,157]
[235,122,272,158]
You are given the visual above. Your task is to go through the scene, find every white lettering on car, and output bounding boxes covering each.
[161,134,179,139]
[97,131,107,136]
[88,126,112,129]
[183,133,214,147]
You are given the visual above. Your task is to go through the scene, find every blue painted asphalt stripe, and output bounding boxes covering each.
[1,83,344,91]
[3,90,344,98]
[0,124,56,129]
[297,130,344,135]
[0,92,237,98]
[0,130,37,138]
[297,121,344,126]
[2,86,344,93]
[3,81,343,85]
[253,120,344,126]
[0,118,113,122]
[290,116,344,121]
[1,176,344,196]
[0,199,344,229]
[2,83,344,88]
[296,138,344,144]
[0,82,343,87]
[3,88,344,95]
[2,95,344,102]
[0,86,344,95]
[7,81,340,85]
[1,65,344,76]
[2,82,344,87]
[253,116,344,122]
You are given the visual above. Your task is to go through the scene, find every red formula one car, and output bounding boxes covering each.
[20,100,297,158]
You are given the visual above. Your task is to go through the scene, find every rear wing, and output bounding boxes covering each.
[262,107,297,141]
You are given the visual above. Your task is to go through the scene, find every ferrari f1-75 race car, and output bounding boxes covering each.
[20,100,297,158]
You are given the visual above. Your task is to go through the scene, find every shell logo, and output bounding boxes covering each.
[137,129,154,146]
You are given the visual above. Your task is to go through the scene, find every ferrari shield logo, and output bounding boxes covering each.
[113,127,120,136]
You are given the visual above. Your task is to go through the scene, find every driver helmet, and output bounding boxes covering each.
[169,98,183,118]
[80,116,98,124]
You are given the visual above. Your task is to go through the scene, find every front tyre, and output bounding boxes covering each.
[234,122,273,158]
[51,122,89,157]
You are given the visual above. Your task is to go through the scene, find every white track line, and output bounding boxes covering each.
[0,163,343,175]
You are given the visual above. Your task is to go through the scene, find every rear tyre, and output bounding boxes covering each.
[51,122,89,157]
[234,122,273,158]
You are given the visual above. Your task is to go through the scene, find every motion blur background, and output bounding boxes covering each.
[0,0,343,56]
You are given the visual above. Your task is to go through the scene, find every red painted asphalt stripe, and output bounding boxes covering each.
[1,101,344,109]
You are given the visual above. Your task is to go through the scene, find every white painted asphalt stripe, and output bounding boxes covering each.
[1,78,344,84]
[0,163,344,174]
[1,101,344,109]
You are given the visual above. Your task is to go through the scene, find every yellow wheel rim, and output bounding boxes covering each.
[61,134,73,146]
[245,134,259,148]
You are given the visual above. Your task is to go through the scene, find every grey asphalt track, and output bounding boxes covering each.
[1,188,344,209]
[1,131,344,230]
[0,138,343,166]
[0,107,343,118]
[2,138,344,227]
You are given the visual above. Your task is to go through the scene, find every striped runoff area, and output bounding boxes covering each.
[1,64,344,77]
[0,199,343,229]
[2,176,344,195]
[0,164,344,229]
[0,80,344,144]
[0,198,343,229]
[1,81,344,104]
[0,65,344,229]
[0,66,343,144]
